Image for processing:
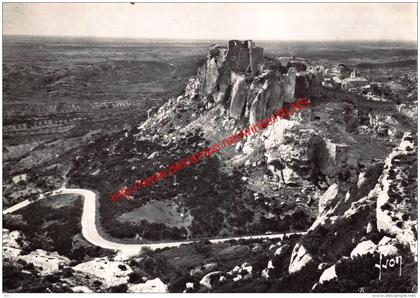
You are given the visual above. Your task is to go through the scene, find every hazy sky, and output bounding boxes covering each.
[3,3,417,41]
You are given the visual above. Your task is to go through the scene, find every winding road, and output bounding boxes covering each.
[4,187,305,258]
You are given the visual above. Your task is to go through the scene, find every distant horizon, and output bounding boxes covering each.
[4,3,417,42]
[3,34,417,44]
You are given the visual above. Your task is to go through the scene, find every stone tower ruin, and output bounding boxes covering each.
[227,40,264,74]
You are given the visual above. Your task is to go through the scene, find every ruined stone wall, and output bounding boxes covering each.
[265,73,283,114]
[250,47,264,74]
[237,48,250,72]
[295,72,321,99]
[321,87,397,111]
[227,40,263,74]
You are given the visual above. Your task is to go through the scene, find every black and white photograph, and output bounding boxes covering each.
[2,1,418,294]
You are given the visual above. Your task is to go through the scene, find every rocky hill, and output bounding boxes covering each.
[136,40,417,292]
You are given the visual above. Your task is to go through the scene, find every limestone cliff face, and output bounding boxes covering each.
[198,45,231,103]
[229,72,248,120]
[248,69,296,125]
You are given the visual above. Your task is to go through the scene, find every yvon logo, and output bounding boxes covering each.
[374,254,402,280]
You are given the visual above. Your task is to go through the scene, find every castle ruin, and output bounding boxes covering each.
[227,40,264,74]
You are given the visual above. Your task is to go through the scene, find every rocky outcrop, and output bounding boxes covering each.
[3,229,71,276]
[196,40,307,127]
[284,153,387,273]
[129,278,168,293]
[368,112,405,140]
[249,90,267,125]
[283,131,417,293]
[283,68,297,103]
[377,236,400,257]
[262,119,357,186]
[397,102,418,121]
[374,132,417,255]
[289,244,313,273]
[263,121,317,185]
[248,69,296,124]
[73,257,133,287]
[288,192,377,277]
[350,240,377,258]
[20,249,71,276]
[229,73,248,119]
[199,271,223,289]
[3,229,26,259]
[318,264,337,284]
[318,183,339,214]
[190,262,219,277]
[201,45,231,103]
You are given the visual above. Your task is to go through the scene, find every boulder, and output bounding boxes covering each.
[377,236,400,257]
[186,282,194,290]
[318,183,339,214]
[289,244,313,274]
[3,230,25,249]
[190,262,219,277]
[16,249,70,276]
[129,278,168,293]
[350,240,377,259]
[74,257,132,287]
[319,264,337,284]
[199,271,222,289]
[274,244,289,257]
[233,275,243,282]
[72,286,93,293]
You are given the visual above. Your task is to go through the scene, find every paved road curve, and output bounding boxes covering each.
[4,187,305,259]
